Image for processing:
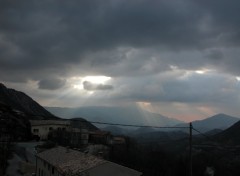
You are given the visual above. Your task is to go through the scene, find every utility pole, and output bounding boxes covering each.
[189,122,193,176]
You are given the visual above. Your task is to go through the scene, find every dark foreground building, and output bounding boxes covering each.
[36,146,142,176]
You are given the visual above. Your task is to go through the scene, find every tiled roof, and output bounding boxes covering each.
[36,146,106,174]
[30,120,70,126]
[36,146,142,176]
[89,162,142,176]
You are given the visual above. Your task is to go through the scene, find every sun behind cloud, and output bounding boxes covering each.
[72,75,112,91]
[83,76,111,84]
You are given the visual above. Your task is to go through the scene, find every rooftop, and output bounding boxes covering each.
[36,146,142,176]
[30,120,70,126]
[37,146,106,174]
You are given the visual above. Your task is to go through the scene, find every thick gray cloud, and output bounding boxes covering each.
[38,78,66,90]
[106,71,240,104]
[1,0,240,120]
[1,0,240,80]
[83,81,113,91]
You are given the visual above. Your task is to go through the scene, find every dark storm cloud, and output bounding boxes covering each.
[109,72,240,104]
[83,81,113,91]
[1,0,240,82]
[38,78,66,90]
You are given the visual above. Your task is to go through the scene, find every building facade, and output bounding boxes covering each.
[69,128,89,146]
[30,120,71,140]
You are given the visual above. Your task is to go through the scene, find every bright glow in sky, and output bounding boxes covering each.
[72,76,111,90]
[195,70,206,74]
[195,69,211,74]
[83,76,111,84]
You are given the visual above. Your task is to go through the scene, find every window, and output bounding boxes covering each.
[62,128,66,131]
[33,129,39,133]
[49,127,53,131]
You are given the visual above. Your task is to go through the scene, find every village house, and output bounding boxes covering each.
[30,120,71,140]
[88,131,111,145]
[69,128,89,146]
[111,136,126,145]
[36,146,142,176]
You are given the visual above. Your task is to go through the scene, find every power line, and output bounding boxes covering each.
[192,127,215,142]
[85,120,189,129]
[192,126,240,150]
[75,119,240,150]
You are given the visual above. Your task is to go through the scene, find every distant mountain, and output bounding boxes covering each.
[0,83,57,119]
[176,113,239,133]
[46,106,183,127]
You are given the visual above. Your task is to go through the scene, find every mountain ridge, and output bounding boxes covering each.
[216,119,240,145]
[0,83,100,141]
[46,106,183,127]
[0,83,57,119]
[176,113,240,133]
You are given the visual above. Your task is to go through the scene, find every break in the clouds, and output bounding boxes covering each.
[1,0,240,121]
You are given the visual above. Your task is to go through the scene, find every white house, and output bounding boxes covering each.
[30,120,71,140]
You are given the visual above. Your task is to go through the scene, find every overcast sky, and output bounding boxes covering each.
[1,0,240,121]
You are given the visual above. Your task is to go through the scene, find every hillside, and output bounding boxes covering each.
[0,102,31,140]
[70,118,99,131]
[132,130,189,144]
[0,83,57,119]
[102,126,133,136]
[0,83,60,141]
[46,106,183,127]
[216,120,240,145]
[0,84,100,141]
[176,113,239,133]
